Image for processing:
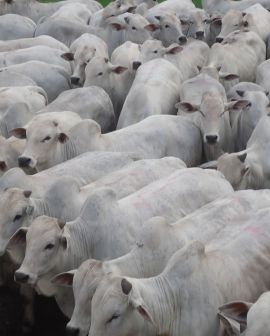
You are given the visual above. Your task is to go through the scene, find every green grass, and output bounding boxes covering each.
[40,0,202,10]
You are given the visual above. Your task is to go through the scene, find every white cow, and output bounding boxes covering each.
[38,87,115,133]
[88,207,270,336]
[54,189,270,336]
[144,11,188,46]
[133,39,209,83]
[34,17,92,47]
[218,292,270,336]
[0,86,47,138]
[206,116,270,189]
[0,137,29,176]
[0,0,102,23]
[0,70,37,87]
[0,61,71,102]
[14,115,203,170]
[0,35,69,52]
[3,157,185,225]
[89,2,137,55]
[231,90,270,151]
[241,116,270,189]
[84,56,128,119]
[227,82,267,101]
[0,46,72,75]
[216,5,270,43]
[215,9,243,42]
[117,58,181,128]
[183,8,211,42]
[256,59,270,93]
[200,152,248,190]
[0,14,36,40]
[145,0,195,23]
[61,33,109,85]
[177,90,246,160]
[12,168,233,317]
[11,111,83,171]
[108,13,153,46]
[202,0,270,14]
[111,41,141,99]
[49,3,93,26]
[0,152,139,196]
[0,151,139,255]
[207,30,265,91]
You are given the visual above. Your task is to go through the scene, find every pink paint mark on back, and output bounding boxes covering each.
[243,225,264,236]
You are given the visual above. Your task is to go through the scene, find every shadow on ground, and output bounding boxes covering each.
[0,287,68,336]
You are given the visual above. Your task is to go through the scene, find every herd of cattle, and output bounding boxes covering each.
[1,0,270,335]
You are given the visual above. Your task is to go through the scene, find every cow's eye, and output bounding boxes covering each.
[97,72,103,76]
[107,314,120,323]
[153,50,158,53]
[13,214,22,222]
[41,136,51,143]
[132,26,136,30]
[165,24,169,28]
[44,243,54,250]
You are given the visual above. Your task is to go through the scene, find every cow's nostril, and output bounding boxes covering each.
[18,157,31,168]
[206,135,218,144]
[66,326,80,336]
[178,36,187,45]
[132,61,142,70]
[71,77,80,85]
[196,31,204,40]
[215,37,223,43]
[14,271,29,284]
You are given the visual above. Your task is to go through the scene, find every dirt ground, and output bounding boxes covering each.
[0,287,68,336]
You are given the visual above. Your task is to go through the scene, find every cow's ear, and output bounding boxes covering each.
[51,270,75,287]
[227,100,251,111]
[237,153,247,163]
[165,45,183,55]
[0,161,7,172]
[200,160,218,169]
[61,53,74,61]
[110,65,128,74]
[218,301,252,334]
[8,227,28,246]
[58,133,69,144]
[10,128,26,139]
[110,22,126,31]
[210,17,222,26]
[236,90,245,97]
[219,72,239,81]
[144,24,159,32]
[176,102,198,112]
[218,312,241,336]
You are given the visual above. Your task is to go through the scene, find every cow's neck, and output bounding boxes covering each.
[30,197,52,218]
[60,219,94,271]
[131,275,176,335]
[60,138,80,162]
